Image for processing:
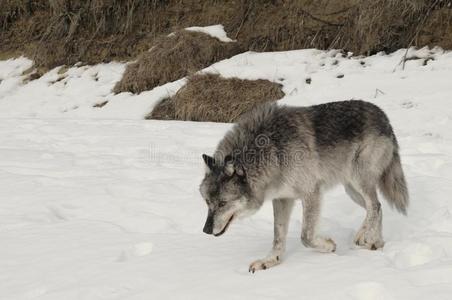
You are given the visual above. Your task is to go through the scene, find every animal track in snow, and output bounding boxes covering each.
[384,242,443,269]
[401,101,417,109]
[347,281,394,300]
[116,242,153,262]
[133,242,153,256]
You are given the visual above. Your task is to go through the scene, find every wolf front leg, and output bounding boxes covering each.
[249,198,294,273]
[300,188,336,252]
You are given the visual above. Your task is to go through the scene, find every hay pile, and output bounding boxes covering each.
[146,74,285,123]
[113,30,242,94]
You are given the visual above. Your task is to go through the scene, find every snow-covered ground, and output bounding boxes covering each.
[1,46,452,299]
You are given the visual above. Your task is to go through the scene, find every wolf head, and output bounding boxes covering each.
[199,154,254,236]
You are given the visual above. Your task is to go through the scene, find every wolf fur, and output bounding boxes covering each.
[199,100,408,272]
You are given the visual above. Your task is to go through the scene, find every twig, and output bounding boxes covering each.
[374,88,385,98]
[299,8,344,27]
[322,6,356,16]
[234,2,252,40]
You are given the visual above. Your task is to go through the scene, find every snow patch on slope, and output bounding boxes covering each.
[185,24,235,42]
[1,47,451,123]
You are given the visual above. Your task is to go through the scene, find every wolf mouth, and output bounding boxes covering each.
[214,214,234,236]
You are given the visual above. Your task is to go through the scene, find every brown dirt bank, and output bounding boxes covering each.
[1,0,451,71]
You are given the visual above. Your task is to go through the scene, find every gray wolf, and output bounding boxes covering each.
[199,100,408,273]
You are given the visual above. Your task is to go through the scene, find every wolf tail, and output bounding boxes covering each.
[379,149,409,215]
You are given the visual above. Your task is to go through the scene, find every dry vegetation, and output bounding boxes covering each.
[114,30,242,94]
[346,0,452,54]
[147,97,175,121]
[146,74,285,122]
[1,0,451,70]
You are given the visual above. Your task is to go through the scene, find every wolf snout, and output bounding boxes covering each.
[203,211,214,234]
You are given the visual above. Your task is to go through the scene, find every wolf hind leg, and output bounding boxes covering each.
[345,184,365,208]
[249,198,294,273]
[300,188,336,253]
[349,183,384,250]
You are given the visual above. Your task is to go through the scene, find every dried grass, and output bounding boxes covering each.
[1,0,451,78]
[341,0,434,55]
[417,3,452,50]
[0,0,168,69]
[0,0,30,30]
[147,74,285,123]
[146,97,175,120]
[237,0,356,52]
[114,30,243,94]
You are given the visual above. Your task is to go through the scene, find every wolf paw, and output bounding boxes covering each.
[302,236,336,253]
[354,228,384,250]
[315,237,337,253]
[248,256,280,273]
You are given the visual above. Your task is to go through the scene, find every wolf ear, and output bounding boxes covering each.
[223,155,246,178]
[202,154,215,171]
[224,155,234,176]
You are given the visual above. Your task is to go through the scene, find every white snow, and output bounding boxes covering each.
[0,58,186,119]
[1,47,452,299]
[185,24,235,42]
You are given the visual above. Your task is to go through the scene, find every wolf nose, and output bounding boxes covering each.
[203,225,213,234]
[203,211,214,234]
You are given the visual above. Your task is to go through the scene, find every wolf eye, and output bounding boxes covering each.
[218,201,227,208]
